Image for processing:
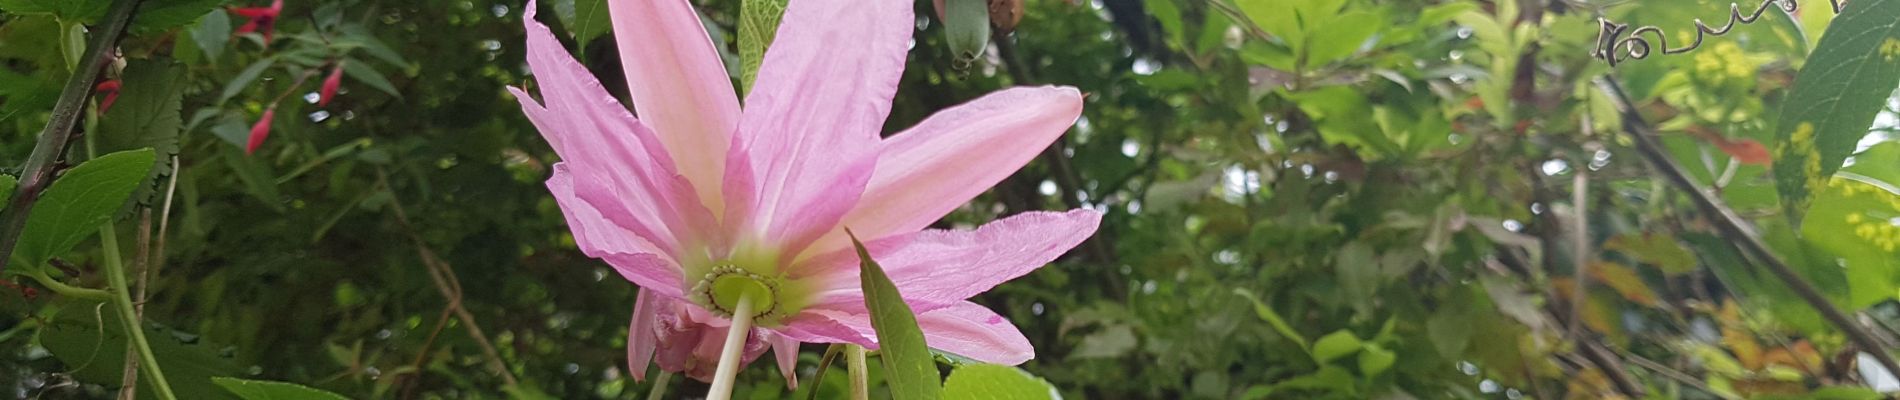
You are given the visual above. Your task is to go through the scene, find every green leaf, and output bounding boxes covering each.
[1603,233,1698,276]
[13,148,156,268]
[850,232,943,400]
[942,364,1057,400]
[130,0,222,34]
[1356,343,1396,377]
[1844,142,1900,187]
[0,174,15,210]
[1772,0,1900,225]
[96,59,184,203]
[0,0,107,22]
[737,0,787,93]
[551,0,612,46]
[1233,289,1309,350]
[38,298,242,400]
[342,57,402,98]
[1310,330,1361,364]
[944,0,990,70]
[221,58,276,104]
[1800,177,1900,309]
[191,9,230,61]
[1303,10,1382,66]
[212,378,350,400]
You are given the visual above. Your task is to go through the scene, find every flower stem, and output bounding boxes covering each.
[706,292,755,400]
[644,371,671,400]
[846,345,869,400]
[100,223,176,400]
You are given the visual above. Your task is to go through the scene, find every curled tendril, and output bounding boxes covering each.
[1592,0,1846,66]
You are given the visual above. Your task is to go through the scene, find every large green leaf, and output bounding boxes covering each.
[212,378,351,400]
[129,0,223,34]
[737,0,787,93]
[0,0,107,22]
[13,148,156,268]
[96,59,184,203]
[38,298,242,400]
[1800,177,1900,309]
[1772,0,1900,224]
[851,233,943,400]
[942,364,1057,400]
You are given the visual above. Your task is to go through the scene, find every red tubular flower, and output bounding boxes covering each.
[230,0,284,45]
[246,107,276,155]
[318,61,345,107]
[95,79,122,114]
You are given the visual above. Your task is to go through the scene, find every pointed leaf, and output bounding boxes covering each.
[342,57,401,98]
[1311,330,1361,364]
[13,148,155,268]
[96,59,184,203]
[942,364,1057,400]
[851,232,944,400]
[1772,0,1900,224]
[212,377,350,400]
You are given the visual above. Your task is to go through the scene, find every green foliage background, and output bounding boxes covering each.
[3,0,1900,398]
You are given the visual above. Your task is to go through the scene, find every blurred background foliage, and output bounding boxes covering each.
[3,0,1900,398]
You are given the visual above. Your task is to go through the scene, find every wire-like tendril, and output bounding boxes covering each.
[1593,0,1846,66]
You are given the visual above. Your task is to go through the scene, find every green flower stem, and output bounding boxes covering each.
[99,222,176,400]
[644,371,672,400]
[847,345,869,400]
[706,292,756,400]
[22,268,111,301]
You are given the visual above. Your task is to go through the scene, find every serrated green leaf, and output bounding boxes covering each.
[13,148,155,268]
[851,232,943,400]
[342,57,401,98]
[737,0,786,93]
[1311,330,1361,364]
[1773,0,1900,225]
[942,364,1057,400]
[212,378,351,400]
[944,0,990,70]
[97,59,184,203]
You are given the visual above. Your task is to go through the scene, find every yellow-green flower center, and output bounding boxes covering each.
[690,265,799,324]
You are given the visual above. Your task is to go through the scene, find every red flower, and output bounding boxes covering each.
[246,107,276,155]
[95,79,122,114]
[318,61,344,106]
[230,0,284,45]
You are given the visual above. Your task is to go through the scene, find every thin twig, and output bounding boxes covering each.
[376,169,520,387]
[1594,77,1900,377]
[1622,350,1738,399]
[0,0,144,273]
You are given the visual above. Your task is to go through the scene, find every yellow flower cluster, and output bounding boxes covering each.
[1880,38,1900,62]
[1777,123,1824,209]
[1693,42,1757,87]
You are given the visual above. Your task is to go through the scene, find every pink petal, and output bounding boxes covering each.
[609,0,740,206]
[512,2,718,261]
[546,165,684,296]
[769,333,801,389]
[318,62,344,107]
[244,107,275,155]
[627,290,662,381]
[812,86,1084,254]
[653,299,772,383]
[725,0,913,259]
[775,302,1034,365]
[914,301,1035,364]
[796,209,1103,310]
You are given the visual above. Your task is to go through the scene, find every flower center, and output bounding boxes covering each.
[691,265,783,320]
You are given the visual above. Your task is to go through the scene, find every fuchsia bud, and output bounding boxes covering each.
[318,61,345,107]
[246,107,276,155]
[95,79,122,114]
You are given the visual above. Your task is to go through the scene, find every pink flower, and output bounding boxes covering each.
[245,106,275,155]
[510,0,1097,384]
[230,0,284,45]
[319,61,344,107]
